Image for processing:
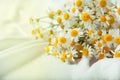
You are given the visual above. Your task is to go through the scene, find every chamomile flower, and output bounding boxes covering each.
[79,8,95,29]
[98,14,109,28]
[95,0,113,13]
[36,0,120,63]
[80,44,94,59]
[113,51,120,58]
[69,28,83,42]
[66,48,78,62]
[98,53,105,60]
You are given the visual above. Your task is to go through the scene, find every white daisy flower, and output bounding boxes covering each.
[68,28,83,42]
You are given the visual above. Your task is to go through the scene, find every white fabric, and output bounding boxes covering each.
[0,0,120,80]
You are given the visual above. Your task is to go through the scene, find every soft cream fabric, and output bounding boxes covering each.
[0,0,120,80]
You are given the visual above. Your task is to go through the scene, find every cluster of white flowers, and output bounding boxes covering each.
[30,0,120,64]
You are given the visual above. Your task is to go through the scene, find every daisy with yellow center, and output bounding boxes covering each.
[104,34,112,42]
[97,30,102,36]
[114,51,120,58]
[70,39,76,46]
[53,52,58,57]
[97,42,103,48]
[71,7,76,13]
[114,37,120,45]
[82,48,89,57]
[98,13,109,28]
[98,53,104,60]
[70,29,78,37]
[63,12,69,20]
[36,28,41,33]
[48,37,51,44]
[100,15,106,22]
[59,36,67,44]
[69,28,83,42]
[67,48,78,62]
[56,9,61,15]
[107,15,115,25]
[45,46,50,54]
[39,33,44,38]
[31,29,35,35]
[75,0,82,7]
[56,17,62,24]
[68,52,73,61]
[60,52,67,62]
[99,0,107,8]
[76,44,83,51]
[102,46,109,53]
[87,30,93,36]
[117,7,120,15]
[91,38,97,44]
[81,12,90,22]
[54,37,58,48]
[48,11,54,18]
[54,42,58,48]
[49,29,54,35]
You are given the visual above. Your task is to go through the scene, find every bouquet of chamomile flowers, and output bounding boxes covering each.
[30,0,120,64]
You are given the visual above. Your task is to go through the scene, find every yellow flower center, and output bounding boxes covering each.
[76,44,83,51]
[45,46,50,54]
[81,12,90,21]
[53,52,58,57]
[75,0,82,7]
[104,34,112,42]
[99,0,107,8]
[55,37,58,43]
[68,52,73,60]
[106,8,110,14]
[31,29,35,35]
[48,11,54,18]
[39,33,43,38]
[36,28,41,33]
[114,37,120,45]
[48,38,51,43]
[97,30,102,36]
[70,40,76,46]
[54,42,58,48]
[59,36,66,44]
[98,53,104,60]
[57,9,61,15]
[57,17,62,24]
[114,51,120,58]
[64,12,69,20]
[102,46,109,53]
[117,7,120,15]
[92,38,97,44]
[49,29,54,35]
[98,42,102,48]
[100,15,106,22]
[82,49,89,57]
[88,30,93,36]
[108,15,115,25]
[70,29,78,37]
[102,36,106,43]
[71,7,76,13]
[60,52,67,62]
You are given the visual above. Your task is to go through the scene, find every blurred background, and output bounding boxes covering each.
[0,0,71,39]
[0,0,51,39]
